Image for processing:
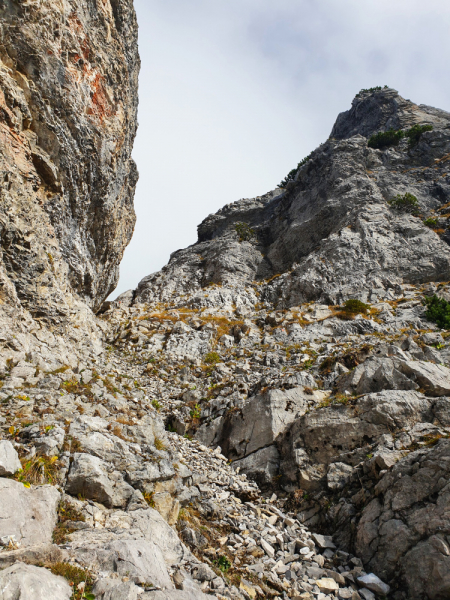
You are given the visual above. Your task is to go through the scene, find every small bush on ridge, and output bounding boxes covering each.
[368,129,404,149]
[388,193,420,215]
[424,295,450,329]
[342,299,370,315]
[424,217,439,228]
[368,124,433,151]
[406,124,433,147]
[204,352,221,365]
[234,222,254,242]
[279,153,312,187]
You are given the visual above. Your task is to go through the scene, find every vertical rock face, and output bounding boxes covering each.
[0,0,139,319]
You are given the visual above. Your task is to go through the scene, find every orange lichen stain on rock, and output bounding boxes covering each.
[88,73,114,121]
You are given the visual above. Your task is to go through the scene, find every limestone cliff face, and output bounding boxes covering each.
[0,0,139,320]
[135,88,450,307]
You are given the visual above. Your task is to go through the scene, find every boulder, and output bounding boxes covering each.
[327,462,354,491]
[145,592,216,600]
[0,544,64,570]
[98,539,174,588]
[337,357,418,395]
[0,440,21,476]
[233,445,280,487]
[280,390,434,490]
[219,386,322,461]
[397,360,450,396]
[355,440,450,598]
[357,573,390,596]
[0,479,60,548]
[0,563,71,599]
[65,453,134,508]
[93,580,143,600]
[131,508,187,564]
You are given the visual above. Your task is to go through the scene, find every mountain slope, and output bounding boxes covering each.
[135,87,450,308]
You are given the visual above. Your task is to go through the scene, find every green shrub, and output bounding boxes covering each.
[279,153,312,187]
[342,299,370,315]
[151,399,161,411]
[234,222,254,242]
[368,128,404,149]
[388,192,420,215]
[190,404,201,420]
[405,124,433,147]
[424,295,450,329]
[204,352,221,365]
[49,563,94,600]
[356,85,388,97]
[214,555,231,573]
[423,217,439,228]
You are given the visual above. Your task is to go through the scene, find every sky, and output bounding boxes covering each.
[114,0,450,297]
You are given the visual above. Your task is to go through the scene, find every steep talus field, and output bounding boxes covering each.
[0,5,450,598]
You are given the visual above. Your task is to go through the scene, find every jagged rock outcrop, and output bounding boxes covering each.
[135,87,450,308]
[0,0,138,324]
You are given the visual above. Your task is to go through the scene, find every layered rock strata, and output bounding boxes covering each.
[0,0,139,324]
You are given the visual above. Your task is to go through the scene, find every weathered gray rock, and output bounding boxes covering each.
[337,357,418,395]
[214,386,323,462]
[0,563,71,599]
[280,390,433,490]
[98,539,174,588]
[356,439,450,599]
[233,445,280,487]
[327,462,354,491]
[65,453,134,508]
[357,573,390,596]
[0,544,64,571]
[146,592,216,600]
[93,580,143,600]
[0,440,21,476]
[0,480,59,548]
[0,0,139,323]
[397,360,450,396]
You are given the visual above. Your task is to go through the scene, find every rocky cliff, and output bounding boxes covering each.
[0,0,138,324]
[0,14,449,599]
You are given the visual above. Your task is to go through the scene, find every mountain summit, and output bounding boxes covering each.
[134,87,450,310]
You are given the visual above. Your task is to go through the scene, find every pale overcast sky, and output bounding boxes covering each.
[114,0,450,297]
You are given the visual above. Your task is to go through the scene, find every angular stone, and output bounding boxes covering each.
[0,440,22,476]
[260,537,275,557]
[397,360,450,396]
[99,539,174,588]
[0,563,71,599]
[312,533,336,549]
[65,453,134,508]
[0,479,60,548]
[145,591,216,600]
[357,573,390,596]
[327,462,353,491]
[92,580,143,600]
[316,578,339,594]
